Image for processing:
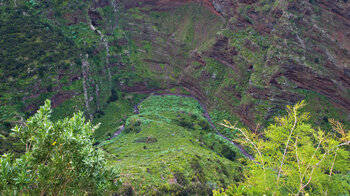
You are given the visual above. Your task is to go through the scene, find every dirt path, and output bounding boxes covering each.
[110,125,125,139]
[108,93,254,160]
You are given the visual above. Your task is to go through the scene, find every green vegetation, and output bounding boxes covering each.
[0,100,119,195]
[94,93,147,140]
[51,95,84,121]
[0,0,121,137]
[0,4,87,154]
[215,101,350,195]
[298,89,350,129]
[0,6,80,120]
[0,0,350,195]
[103,95,243,195]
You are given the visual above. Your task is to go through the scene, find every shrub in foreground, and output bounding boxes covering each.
[0,100,119,195]
[215,101,350,195]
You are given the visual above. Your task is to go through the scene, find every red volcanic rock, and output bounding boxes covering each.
[131,0,222,16]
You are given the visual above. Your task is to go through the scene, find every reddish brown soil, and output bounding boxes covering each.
[51,91,76,109]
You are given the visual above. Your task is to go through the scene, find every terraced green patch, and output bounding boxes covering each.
[104,95,243,195]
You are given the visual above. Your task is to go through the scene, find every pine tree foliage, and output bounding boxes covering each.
[214,101,350,195]
[0,100,119,195]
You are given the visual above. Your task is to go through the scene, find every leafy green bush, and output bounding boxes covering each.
[202,134,240,161]
[125,118,142,133]
[0,100,119,195]
[175,114,194,129]
[215,101,350,195]
[198,118,211,130]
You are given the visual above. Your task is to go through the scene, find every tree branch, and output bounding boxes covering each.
[277,106,298,184]
[221,121,266,181]
[297,141,349,195]
[325,151,338,195]
[295,135,304,195]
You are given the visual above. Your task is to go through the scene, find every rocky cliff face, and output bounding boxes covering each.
[111,0,350,129]
[1,0,349,133]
